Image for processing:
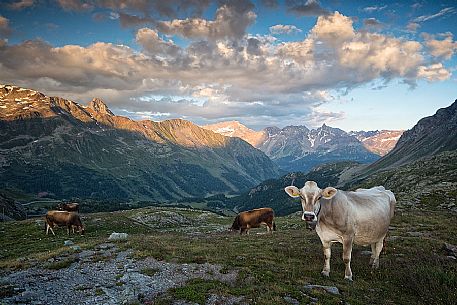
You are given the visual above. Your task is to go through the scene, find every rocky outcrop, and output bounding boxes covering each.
[88,98,114,116]
[202,121,267,147]
[349,130,404,156]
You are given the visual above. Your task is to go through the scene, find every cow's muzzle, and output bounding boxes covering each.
[302,212,317,222]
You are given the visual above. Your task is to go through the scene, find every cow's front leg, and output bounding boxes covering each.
[342,238,354,281]
[321,241,331,277]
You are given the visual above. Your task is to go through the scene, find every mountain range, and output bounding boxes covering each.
[220,99,457,215]
[203,121,393,172]
[0,84,280,202]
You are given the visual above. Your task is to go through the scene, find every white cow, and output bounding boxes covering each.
[285,181,396,281]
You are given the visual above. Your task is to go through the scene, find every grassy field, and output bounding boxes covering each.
[1,206,456,305]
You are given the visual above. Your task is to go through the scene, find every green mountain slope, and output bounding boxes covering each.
[225,161,360,216]
[0,84,280,202]
[359,99,457,176]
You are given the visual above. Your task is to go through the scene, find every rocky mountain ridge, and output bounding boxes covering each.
[358,99,457,176]
[349,130,404,156]
[204,121,380,172]
[0,84,280,202]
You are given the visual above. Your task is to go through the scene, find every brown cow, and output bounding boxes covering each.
[230,208,276,235]
[45,211,85,235]
[57,202,80,212]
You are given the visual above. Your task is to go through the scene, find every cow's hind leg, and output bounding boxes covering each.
[371,237,385,269]
[266,223,273,233]
[369,243,376,266]
[342,238,354,281]
[321,241,331,277]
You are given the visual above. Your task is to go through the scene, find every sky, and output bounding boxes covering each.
[0,0,456,131]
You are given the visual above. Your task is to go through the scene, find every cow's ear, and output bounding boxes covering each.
[284,186,301,198]
[322,187,337,199]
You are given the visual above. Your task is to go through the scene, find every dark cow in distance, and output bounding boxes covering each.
[230,208,276,235]
[45,211,85,235]
[57,202,80,212]
[285,181,395,281]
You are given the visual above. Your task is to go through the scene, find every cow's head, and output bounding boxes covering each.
[74,224,85,235]
[284,181,337,223]
[229,215,241,232]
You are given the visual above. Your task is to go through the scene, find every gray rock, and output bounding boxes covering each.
[64,240,74,246]
[283,295,299,305]
[360,250,372,256]
[443,243,457,257]
[71,246,81,251]
[387,236,400,241]
[304,284,340,295]
[108,232,128,241]
[206,294,246,305]
[96,243,116,250]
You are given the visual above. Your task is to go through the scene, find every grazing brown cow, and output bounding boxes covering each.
[45,211,85,235]
[230,208,276,235]
[57,202,80,212]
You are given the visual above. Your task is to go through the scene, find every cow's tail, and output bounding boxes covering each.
[386,190,396,219]
[273,221,276,231]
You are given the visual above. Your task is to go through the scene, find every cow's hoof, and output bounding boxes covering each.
[344,275,353,281]
[371,261,380,269]
[321,271,330,277]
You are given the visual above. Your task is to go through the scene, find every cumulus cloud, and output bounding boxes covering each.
[136,28,182,58]
[363,18,383,30]
[269,24,302,35]
[406,22,420,32]
[55,0,213,27]
[0,11,452,128]
[56,0,94,11]
[417,63,451,81]
[156,1,256,40]
[0,15,11,37]
[286,0,329,16]
[7,0,34,10]
[423,33,457,60]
